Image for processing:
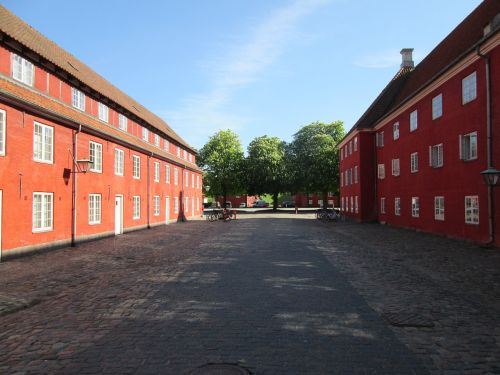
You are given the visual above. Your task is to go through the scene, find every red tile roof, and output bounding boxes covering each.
[0,5,195,152]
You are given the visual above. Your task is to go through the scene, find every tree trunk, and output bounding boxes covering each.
[273,192,278,211]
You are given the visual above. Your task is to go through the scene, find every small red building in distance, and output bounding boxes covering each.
[0,6,203,259]
[339,0,500,246]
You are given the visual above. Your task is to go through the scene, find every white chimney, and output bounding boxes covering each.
[400,48,414,68]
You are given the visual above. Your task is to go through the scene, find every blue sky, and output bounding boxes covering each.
[3,0,482,150]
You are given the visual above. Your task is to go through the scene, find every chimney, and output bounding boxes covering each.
[400,48,414,68]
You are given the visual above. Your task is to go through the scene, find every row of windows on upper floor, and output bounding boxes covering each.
[340,71,478,158]
[10,53,196,164]
[375,131,477,179]
[375,71,477,148]
[33,192,201,232]
[0,111,201,189]
[340,194,479,225]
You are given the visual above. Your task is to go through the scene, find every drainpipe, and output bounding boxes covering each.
[147,152,152,229]
[71,124,81,247]
[477,46,493,244]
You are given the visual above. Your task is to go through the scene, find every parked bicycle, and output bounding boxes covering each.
[205,208,236,222]
[316,208,341,221]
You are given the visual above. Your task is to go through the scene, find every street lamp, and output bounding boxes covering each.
[63,159,93,184]
[481,167,500,186]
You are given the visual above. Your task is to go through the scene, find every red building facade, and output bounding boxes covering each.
[0,7,203,259]
[339,1,500,246]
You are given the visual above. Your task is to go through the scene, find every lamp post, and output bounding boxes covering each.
[481,167,500,246]
[481,168,500,187]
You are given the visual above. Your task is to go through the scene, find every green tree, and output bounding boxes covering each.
[246,136,288,210]
[289,121,345,207]
[197,130,245,205]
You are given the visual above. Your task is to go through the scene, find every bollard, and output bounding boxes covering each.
[295,206,298,215]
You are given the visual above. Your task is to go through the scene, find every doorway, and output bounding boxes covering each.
[114,195,123,235]
[165,196,170,224]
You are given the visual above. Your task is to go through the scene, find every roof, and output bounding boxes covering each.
[340,0,500,144]
[0,5,195,153]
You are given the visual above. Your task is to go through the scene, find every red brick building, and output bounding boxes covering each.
[0,6,203,259]
[339,1,500,246]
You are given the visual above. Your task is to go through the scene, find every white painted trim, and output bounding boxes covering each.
[0,109,5,156]
[165,196,170,225]
[114,195,124,235]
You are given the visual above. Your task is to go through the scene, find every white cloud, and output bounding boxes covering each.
[163,0,332,149]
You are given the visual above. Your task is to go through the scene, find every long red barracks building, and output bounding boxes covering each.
[339,0,500,246]
[0,6,203,259]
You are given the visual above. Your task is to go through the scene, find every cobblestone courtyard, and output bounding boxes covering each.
[0,213,499,374]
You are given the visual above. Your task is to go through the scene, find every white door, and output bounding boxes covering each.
[114,195,123,235]
[165,197,170,224]
[0,190,2,261]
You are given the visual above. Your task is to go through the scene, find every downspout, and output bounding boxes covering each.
[71,124,81,247]
[477,46,493,244]
[147,152,152,229]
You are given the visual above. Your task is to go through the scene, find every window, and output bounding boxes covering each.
[89,141,102,172]
[376,132,384,147]
[98,102,109,122]
[154,196,160,216]
[154,161,160,182]
[132,155,141,179]
[185,171,189,187]
[340,173,343,187]
[435,197,445,221]
[460,132,478,161]
[344,171,349,186]
[177,146,181,158]
[348,141,352,155]
[340,148,343,161]
[183,149,188,160]
[393,122,399,140]
[33,122,53,163]
[355,196,359,213]
[192,173,195,188]
[410,110,418,132]
[354,166,358,183]
[432,94,442,119]
[174,168,178,185]
[12,53,34,86]
[142,127,149,142]
[465,196,479,224]
[165,165,171,183]
[164,139,170,152]
[114,149,124,176]
[88,194,102,224]
[462,72,477,104]
[377,164,385,179]
[354,137,358,152]
[411,197,419,218]
[154,134,160,147]
[188,153,193,162]
[32,192,53,232]
[72,88,85,111]
[380,197,385,214]
[410,152,418,173]
[350,197,353,213]
[392,159,400,176]
[394,197,401,216]
[341,197,344,211]
[185,197,189,212]
[0,109,5,156]
[118,114,128,131]
[174,197,179,213]
[197,175,201,189]
[429,144,443,168]
[133,196,141,219]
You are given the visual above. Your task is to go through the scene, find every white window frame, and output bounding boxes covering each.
[0,109,5,156]
[355,196,358,213]
[185,171,189,187]
[177,146,181,158]
[392,159,400,176]
[114,148,124,176]
[132,155,141,179]
[434,196,445,221]
[410,110,418,132]
[154,161,160,182]
[89,141,102,173]
[174,168,178,185]
[183,149,188,160]
[393,122,399,140]
[376,132,384,147]
[197,175,201,189]
[377,164,385,179]
[165,165,171,183]
[460,132,478,161]
[71,88,86,111]
[380,197,385,214]
[340,173,343,187]
[32,192,53,232]
[462,72,477,104]
[133,196,141,219]
[354,137,358,152]
[465,195,479,224]
[411,197,419,218]
[33,121,54,164]
[432,94,443,120]
[340,148,343,161]
[410,152,418,173]
[192,173,195,188]
[88,194,102,225]
[142,127,149,142]
[164,139,170,152]
[429,144,444,168]
[350,196,353,213]
[118,114,128,131]
[154,134,160,147]
[354,166,358,183]
[154,196,160,216]
[12,53,34,86]
[174,197,179,214]
[394,197,401,216]
[98,102,109,123]
[185,197,189,212]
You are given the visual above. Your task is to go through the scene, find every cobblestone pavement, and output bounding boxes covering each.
[0,213,498,374]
